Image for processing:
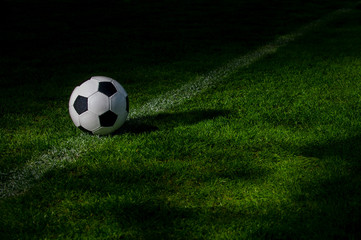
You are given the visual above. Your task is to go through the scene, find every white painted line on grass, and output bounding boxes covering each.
[0,136,98,198]
[130,8,350,119]
[0,8,351,199]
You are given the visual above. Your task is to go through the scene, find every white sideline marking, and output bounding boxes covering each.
[0,8,351,199]
[0,137,98,198]
[130,8,350,119]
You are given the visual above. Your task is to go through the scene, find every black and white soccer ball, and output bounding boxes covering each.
[69,76,129,135]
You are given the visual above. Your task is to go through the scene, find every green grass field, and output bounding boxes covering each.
[1,0,361,239]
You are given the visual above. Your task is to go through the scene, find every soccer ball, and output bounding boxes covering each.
[69,76,129,135]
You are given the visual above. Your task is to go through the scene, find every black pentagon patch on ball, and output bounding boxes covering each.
[73,96,88,115]
[98,82,117,97]
[99,111,118,127]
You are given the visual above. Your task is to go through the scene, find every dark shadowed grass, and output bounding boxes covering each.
[1,0,361,239]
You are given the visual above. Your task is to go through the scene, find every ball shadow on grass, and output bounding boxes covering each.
[113,109,231,135]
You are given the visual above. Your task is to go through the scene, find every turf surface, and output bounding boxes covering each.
[1,0,361,239]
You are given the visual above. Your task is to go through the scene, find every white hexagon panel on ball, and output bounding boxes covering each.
[79,111,101,133]
[77,78,99,97]
[88,92,110,116]
[110,91,128,130]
